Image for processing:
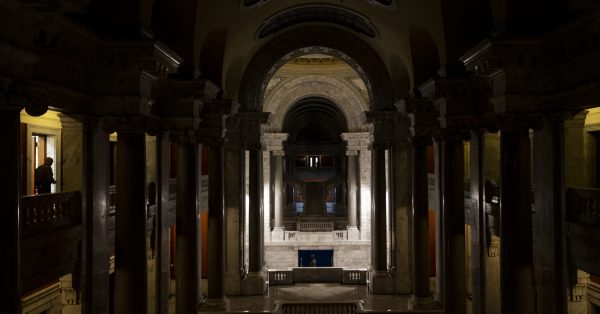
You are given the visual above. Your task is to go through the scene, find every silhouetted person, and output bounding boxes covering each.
[310,253,317,267]
[35,157,56,194]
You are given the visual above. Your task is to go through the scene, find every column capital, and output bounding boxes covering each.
[156,78,220,132]
[226,112,273,148]
[198,99,239,143]
[341,132,371,151]
[396,98,438,139]
[361,110,410,147]
[263,133,289,152]
[104,115,150,134]
[346,150,359,156]
[58,113,108,133]
[272,150,285,157]
[495,113,543,131]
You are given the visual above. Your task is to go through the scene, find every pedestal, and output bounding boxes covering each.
[369,271,394,294]
[272,227,285,241]
[199,298,230,312]
[241,272,267,296]
[347,226,360,241]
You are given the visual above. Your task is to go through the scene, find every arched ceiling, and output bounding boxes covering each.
[196,0,444,102]
[263,55,369,132]
[283,97,348,144]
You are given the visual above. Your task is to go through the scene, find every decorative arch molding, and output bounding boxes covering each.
[256,5,378,39]
[239,26,394,112]
[263,75,368,132]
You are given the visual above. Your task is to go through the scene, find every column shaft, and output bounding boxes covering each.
[248,149,264,272]
[0,109,21,314]
[347,154,358,227]
[273,154,284,229]
[176,140,200,313]
[441,137,467,314]
[82,119,110,314]
[115,132,147,313]
[412,143,431,299]
[469,130,487,314]
[500,129,535,314]
[155,132,170,314]
[207,143,225,300]
[533,123,568,314]
[372,146,387,272]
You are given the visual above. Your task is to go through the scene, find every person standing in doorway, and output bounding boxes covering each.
[35,157,56,194]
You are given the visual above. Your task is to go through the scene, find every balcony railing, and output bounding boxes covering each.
[21,192,82,237]
[566,188,600,224]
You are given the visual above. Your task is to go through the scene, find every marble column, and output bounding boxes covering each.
[371,144,387,272]
[500,128,535,314]
[272,151,284,239]
[114,130,148,313]
[408,139,435,309]
[243,146,267,294]
[533,117,569,314]
[248,148,264,273]
[440,133,467,314]
[0,108,21,314]
[469,130,487,314]
[207,140,226,303]
[392,140,413,294]
[346,151,359,239]
[155,132,170,314]
[175,134,200,313]
[224,142,243,296]
[60,114,111,314]
[370,143,394,294]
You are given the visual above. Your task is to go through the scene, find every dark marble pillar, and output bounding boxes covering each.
[469,130,487,314]
[248,148,264,273]
[500,128,535,314]
[533,118,568,314]
[155,132,170,314]
[175,134,200,313]
[0,108,21,314]
[114,131,147,314]
[371,144,387,272]
[207,141,226,301]
[409,139,434,307]
[60,114,111,314]
[440,134,467,314]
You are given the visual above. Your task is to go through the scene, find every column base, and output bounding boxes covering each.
[272,227,285,241]
[369,271,394,294]
[241,272,267,296]
[347,226,360,240]
[199,298,230,312]
[407,295,437,310]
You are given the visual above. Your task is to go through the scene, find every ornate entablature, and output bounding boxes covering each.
[256,5,378,39]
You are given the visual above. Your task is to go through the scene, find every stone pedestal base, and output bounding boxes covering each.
[199,298,230,312]
[407,295,437,310]
[347,226,360,240]
[272,227,285,241]
[369,271,394,294]
[241,272,267,296]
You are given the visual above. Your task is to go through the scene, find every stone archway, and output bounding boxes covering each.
[264,75,369,132]
[238,25,394,111]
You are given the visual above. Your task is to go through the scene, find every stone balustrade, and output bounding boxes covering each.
[566,188,600,224]
[21,192,82,237]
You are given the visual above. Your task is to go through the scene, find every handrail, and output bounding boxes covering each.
[21,191,82,236]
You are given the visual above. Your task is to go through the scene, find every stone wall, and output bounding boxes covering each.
[265,240,370,270]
